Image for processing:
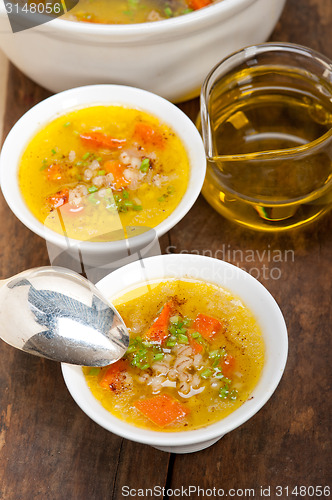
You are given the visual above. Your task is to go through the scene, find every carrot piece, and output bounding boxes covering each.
[47,189,69,209]
[99,359,129,390]
[134,122,165,149]
[188,0,212,10]
[80,132,126,150]
[46,164,63,181]
[144,300,173,343]
[134,394,189,427]
[188,333,203,354]
[103,160,129,190]
[220,354,236,377]
[192,313,223,340]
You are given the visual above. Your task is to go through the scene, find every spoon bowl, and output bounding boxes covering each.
[0,266,129,366]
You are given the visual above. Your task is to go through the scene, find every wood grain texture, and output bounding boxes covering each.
[0,0,331,498]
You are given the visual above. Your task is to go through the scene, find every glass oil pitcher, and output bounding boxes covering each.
[199,43,332,231]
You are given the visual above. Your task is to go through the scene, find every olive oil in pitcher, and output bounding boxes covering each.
[200,46,332,231]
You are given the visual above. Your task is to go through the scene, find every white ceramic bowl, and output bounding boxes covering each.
[0,0,286,102]
[62,254,288,453]
[0,84,206,273]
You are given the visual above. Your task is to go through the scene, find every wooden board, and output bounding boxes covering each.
[0,0,331,498]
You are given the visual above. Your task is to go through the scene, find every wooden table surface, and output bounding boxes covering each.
[0,1,331,499]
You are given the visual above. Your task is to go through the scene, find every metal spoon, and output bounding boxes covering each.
[0,266,129,366]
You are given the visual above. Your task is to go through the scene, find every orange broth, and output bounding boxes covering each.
[83,279,265,431]
[18,106,190,242]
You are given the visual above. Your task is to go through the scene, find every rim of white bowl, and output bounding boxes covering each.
[0,0,258,37]
[0,84,206,253]
[62,254,288,447]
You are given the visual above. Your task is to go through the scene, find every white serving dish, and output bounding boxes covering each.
[0,0,286,102]
[0,84,206,276]
[62,254,288,453]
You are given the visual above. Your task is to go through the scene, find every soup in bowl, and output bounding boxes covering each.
[62,254,288,453]
[83,278,264,432]
[18,105,190,242]
[0,85,205,269]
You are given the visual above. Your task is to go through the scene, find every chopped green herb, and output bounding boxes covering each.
[154,353,164,361]
[140,363,150,370]
[178,334,189,344]
[63,121,71,127]
[137,347,147,356]
[131,357,139,367]
[209,350,220,359]
[166,340,176,347]
[229,389,238,401]
[191,331,201,339]
[133,205,143,211]
[212,357,221,368]
[140,158,150,172]
[142,341,152,348]
[122,189,129,199]
[177,327,187,335]
[98,170,106,176]
[82,152,90,160]
[137,343,148,357]
[158,196,166,202]
[124,200,133,207]
[170,315,179,324]
[219,386,229,399]
[169,325,177,336]
[51,148,57,155]
[88,186,98,193]
[200,368,213,379]
[164,6,172,17]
